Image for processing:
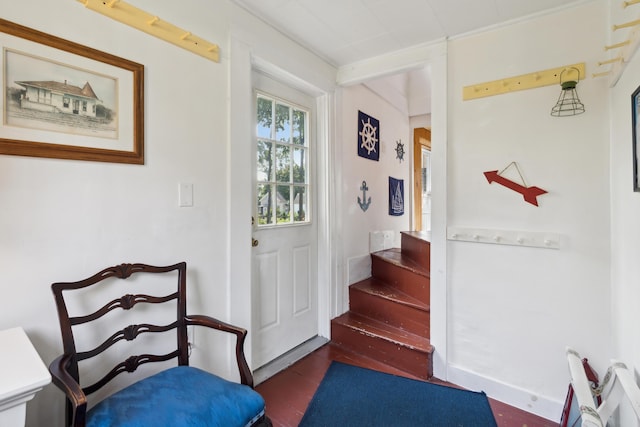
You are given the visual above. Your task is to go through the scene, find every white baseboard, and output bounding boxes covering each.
[446,364,563,423]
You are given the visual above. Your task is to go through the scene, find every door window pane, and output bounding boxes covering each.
[275,144,291,182]
[257,97,273,139]
[293,109,305,145]
[257,184,274,225]
[293,186,307,222]
[275,103,291,142]
[276,185,291,223]
[255,92,310,226]
[257,140,273,182]
[293,147,306,183]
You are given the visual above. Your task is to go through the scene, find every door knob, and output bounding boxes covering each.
[252,238,259,247]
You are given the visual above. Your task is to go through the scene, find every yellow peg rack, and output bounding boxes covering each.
[624,0,640,8]
[462,63,585,101]
[77,0,219,62]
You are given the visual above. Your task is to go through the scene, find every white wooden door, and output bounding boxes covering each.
[251,72,318,368]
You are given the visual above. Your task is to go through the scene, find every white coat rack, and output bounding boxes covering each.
[447,227,560,249]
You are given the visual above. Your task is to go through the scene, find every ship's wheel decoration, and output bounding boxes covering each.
[395,139,405,163]
[357,180,372,212]
[357,110,380,161]
[484,162,548,206]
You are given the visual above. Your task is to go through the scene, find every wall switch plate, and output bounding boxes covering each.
[179,183,193,207]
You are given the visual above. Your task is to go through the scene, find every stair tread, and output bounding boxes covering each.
[371,248,429,277]
[332,312,433,353]
[351,278,429,311]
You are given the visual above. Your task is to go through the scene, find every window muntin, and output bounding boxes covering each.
[256,93,310,226]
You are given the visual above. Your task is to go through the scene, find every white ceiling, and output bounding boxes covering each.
[231,0,588,67]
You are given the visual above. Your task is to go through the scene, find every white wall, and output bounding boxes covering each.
[339,84,412,307]
[410,114,431,130]
[1,1,231,426]
[610,1,640,425]
[446,1,610,420]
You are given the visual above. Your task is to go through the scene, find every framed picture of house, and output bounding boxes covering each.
[632,84,640,191]
[0,18,144,164]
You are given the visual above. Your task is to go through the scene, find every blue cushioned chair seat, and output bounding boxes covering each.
[86,366,265,427]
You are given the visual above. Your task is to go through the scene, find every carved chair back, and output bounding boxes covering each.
[51,262,190,405]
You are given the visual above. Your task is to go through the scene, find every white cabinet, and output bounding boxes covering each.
[0,327,51,427]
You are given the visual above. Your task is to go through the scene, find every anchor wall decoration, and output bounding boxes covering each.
[484,162,548,206]
[358,180,372,212]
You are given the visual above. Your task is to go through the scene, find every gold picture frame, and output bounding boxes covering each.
[0,18,144,164]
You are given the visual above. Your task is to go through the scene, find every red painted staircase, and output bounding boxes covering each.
[331,231,434,379]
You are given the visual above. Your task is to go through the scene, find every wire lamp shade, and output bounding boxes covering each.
[551,67,585,117]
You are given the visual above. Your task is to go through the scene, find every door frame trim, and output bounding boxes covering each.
[229,39,334,370]
[413,127,432,231]
[335,41,449,380]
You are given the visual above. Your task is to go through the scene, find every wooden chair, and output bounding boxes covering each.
[48,262,271,427]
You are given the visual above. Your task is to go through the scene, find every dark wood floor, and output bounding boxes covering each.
[255,343,558,427]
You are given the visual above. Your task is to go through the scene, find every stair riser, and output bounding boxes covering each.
[401,234,431,271]
[331,322,433,379]
[349,288,430,337]
[371,258,430,305]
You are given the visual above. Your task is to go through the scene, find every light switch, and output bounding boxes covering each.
[179,183,193,207]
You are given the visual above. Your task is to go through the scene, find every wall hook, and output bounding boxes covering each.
[593,71,612,78]
[613,18,640,31]
[598,57,623,66]
[605,40,631,50]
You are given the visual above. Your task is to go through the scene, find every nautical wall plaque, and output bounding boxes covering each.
[395,139,405,163]
[358,110,380,161]
[389,177,404,216]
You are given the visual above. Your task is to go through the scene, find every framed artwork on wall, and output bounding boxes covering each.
[0,18,144,164]
[632,84,640,191]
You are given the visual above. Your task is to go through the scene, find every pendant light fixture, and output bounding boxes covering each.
[551,67,585,117]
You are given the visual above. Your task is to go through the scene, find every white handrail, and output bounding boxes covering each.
[566,348,640,426]
[566,348,603,427]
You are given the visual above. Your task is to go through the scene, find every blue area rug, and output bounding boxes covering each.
[299,362,497,427]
